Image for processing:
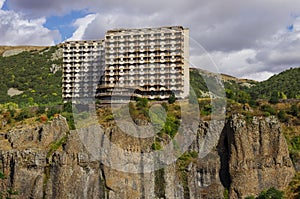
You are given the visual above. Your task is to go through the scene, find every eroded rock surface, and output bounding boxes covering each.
[0,114,295,198]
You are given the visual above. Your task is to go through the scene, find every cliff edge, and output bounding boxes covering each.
[0,114,295,198]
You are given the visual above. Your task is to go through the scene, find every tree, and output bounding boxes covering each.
[278,92,287,100]
[63,102,73,113]
[136,97,148,108]
[168,93,176,104]
[269,91,279,104]
[237,91,250,104]
[277,110,288,123]
[289,104,299,117]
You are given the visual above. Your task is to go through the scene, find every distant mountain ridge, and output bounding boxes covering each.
[249,67,300,99]
[0,46,48,57]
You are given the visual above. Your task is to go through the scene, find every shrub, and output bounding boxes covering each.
[257,187,283,199]
[163,115,179,138]
[264,112,271,117]
[261,104,276,115]
[0,172,5,180]
[37,106,46,115]
[152,142,162,150]
[40,114,48,122]
[63,102,73,113]
[46,106,61,119]
[201,104,212,116]
[104,114,114,122]
[15,108,34,121]
[168,93,176,104]
[223,189,229,199]
[136,97,148,108]
[289,104,299,117]
[177,151,198,170]
[61,112,75,130]
[161,102,168,111]
[290,136,300,151]
[269,91,279,104]
[277,110,288,123]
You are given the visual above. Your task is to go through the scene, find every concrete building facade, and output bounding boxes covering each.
[98,26,190,101]
[62,40,105,102]
[62,26,190,102]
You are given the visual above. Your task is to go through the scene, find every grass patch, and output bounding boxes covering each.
[47,133,69,158]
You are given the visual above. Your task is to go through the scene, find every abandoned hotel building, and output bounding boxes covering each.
[62,26,190,103]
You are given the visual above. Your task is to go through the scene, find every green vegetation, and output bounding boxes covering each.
[128,99,181,140]
[223,189,229,199]
[249,67,300,100]
[154,168,166,198]
[0,101,76,131]
[151,141,162,150]
[286,172,300,198]
[0,172,5,180]
[257,187,284,199]
[243,187,283,199]
[0,46,62,107]
[128,97,150,123]
[0,49,298,198]
[189,69,209,98]
[168,93,176,104]
[176,151,198,170]
[176,151,198,199]
[260,104,276,116]
[191,68,300,111]
[224,81,252,104]
[0,172,18,199]
[47,133,69,158]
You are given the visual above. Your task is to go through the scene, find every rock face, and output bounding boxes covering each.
[221,114,295,198]
[0,114,295,198]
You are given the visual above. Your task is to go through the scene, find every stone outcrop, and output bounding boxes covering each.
[223,114,295,198]
[0,114,295,198]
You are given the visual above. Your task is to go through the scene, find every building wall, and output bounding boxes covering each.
[62,40,104,103]
[183,28,190,99]
[100,26,190,100]
[62,26,190,102]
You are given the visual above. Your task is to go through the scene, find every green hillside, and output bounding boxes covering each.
[249,67,300,99]
[0,46,62,107]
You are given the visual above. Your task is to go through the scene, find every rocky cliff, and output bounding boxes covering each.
[0,114,295,198]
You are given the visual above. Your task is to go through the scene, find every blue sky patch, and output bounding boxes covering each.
[1,0,9,10]
[44,10,92,41]
[287,24,294,31]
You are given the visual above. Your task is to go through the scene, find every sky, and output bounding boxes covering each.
[0,0,300,81]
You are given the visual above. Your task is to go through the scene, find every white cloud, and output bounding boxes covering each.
[0,9,60,45]
[0,0,5,9]
[68,14,97,41]
[241,71,274,82]
[4,0,300,80]
[192,49,264,77]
